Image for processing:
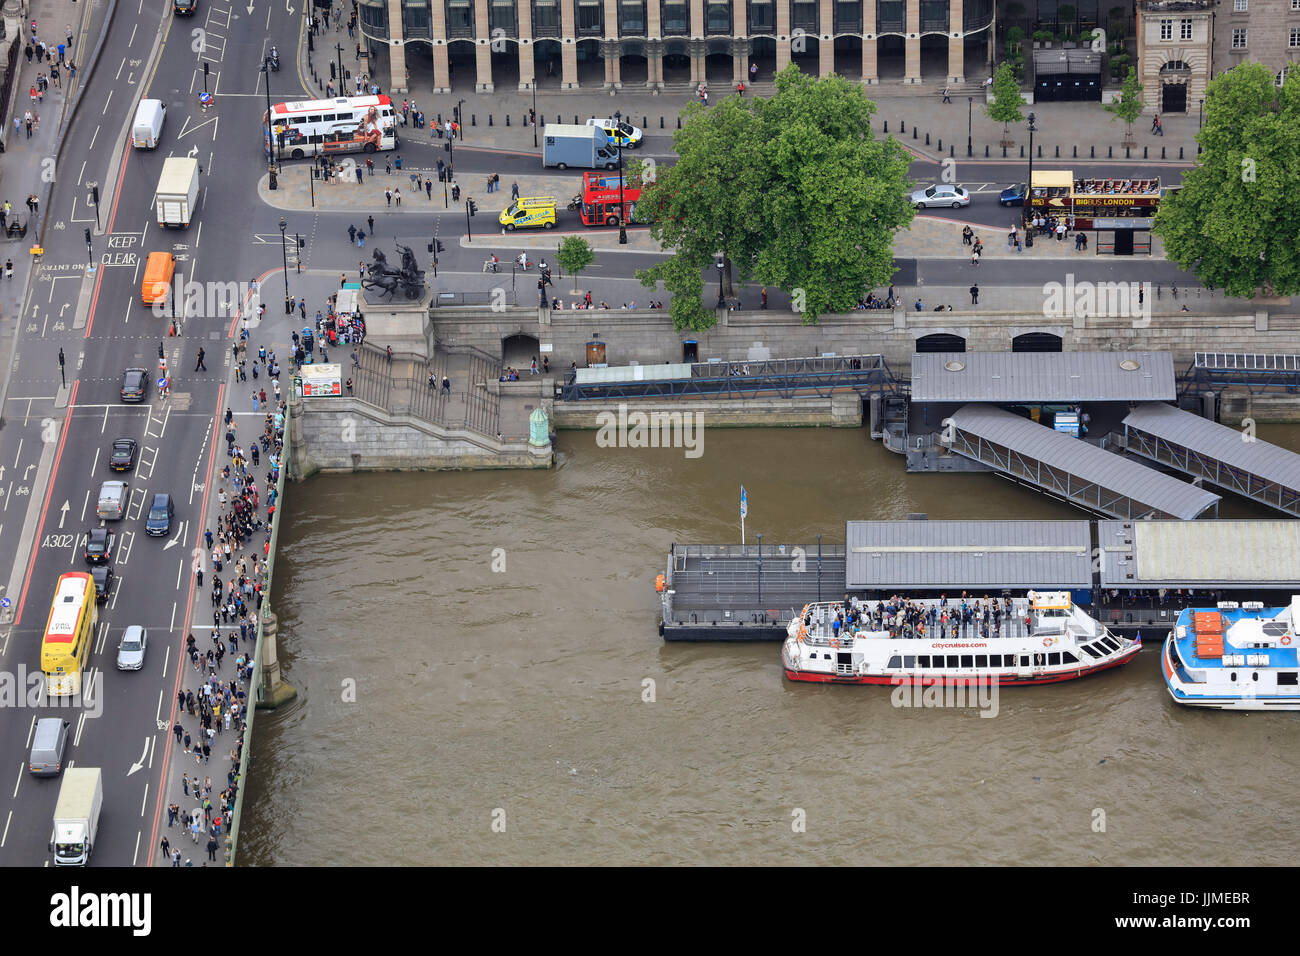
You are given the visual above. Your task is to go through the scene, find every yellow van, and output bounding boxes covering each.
[499,197,557,231]
[141,252,176,306]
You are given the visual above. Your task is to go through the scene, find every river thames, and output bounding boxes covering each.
[241,425,1300,865]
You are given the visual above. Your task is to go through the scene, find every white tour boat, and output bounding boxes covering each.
[782,590,1141,686]
[1163,599,1300,710]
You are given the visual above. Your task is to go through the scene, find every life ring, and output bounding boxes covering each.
[654,574,665,593]
[830,638,840,649]
[797,624,807,641]
[1283,636,1292,646]
[1042,637,1053,648]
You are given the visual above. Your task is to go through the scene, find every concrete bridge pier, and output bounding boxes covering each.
[256,610,298,710]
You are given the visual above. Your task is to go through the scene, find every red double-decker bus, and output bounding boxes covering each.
[578,172,641,227]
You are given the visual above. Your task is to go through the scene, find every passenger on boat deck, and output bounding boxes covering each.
[831,618,841,638]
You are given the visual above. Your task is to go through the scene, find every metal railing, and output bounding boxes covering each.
[562,355,898,401]
[226,400,291,864]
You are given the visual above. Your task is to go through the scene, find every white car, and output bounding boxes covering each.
[910,184,971,209]
[116,626,148,671]
[586,118,642,149]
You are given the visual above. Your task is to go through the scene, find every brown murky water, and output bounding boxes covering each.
[241,426,1300,865]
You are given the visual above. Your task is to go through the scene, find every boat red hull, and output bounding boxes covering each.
[784,645,1140,686]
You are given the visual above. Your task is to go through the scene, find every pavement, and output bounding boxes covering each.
[305,29,1200,168]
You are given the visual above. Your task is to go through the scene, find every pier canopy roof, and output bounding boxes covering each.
[911,351,1176,404]
[1098,520,1300,589]
[1122,402,1300,516]
[845,519,1093,590]
[945,404,1221,520]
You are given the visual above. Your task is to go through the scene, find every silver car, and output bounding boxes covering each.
[910,184,971,209]
[116,625,148,671]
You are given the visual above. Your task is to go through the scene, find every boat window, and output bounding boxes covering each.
[1062,651,1079,664]
[1252,672,1259,681]
[903,656,915,668]
[946,655,959,668]
[1279,672,1298,686]
[960,655,973,668]
[1019,656,1030,667]
[1100,636,1120,652]
[975,655,987,667]
[887,655,902,668]
[1048,652,1061,665]
[823,653,832,660]
[1230,672,1237,682]
[918,655,930,667]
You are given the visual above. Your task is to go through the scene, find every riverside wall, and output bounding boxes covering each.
[551,391,864,429]
[433,306,1300,378]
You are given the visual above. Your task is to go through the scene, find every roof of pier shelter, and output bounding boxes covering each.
[844,519,1093,590]
[910,351,1176,404]
[1097,520,1300,589]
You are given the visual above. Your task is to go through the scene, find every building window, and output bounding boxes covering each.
[662,0,688,34]
[835,0,860,33]
[359,0,388,33]
[402,0,430,39]
[446,0,473,37]
[1291,27,1300,48]
[792,0,817,33]
[878,0,905,33]
[748,0,774,33]
[577,0,603,34]
[919,0,946,32]
[619,0,645,34]
[1232,28,1247,49]
[705,0,731,35]
[1180,19,1192,41]
[963,0,992,32]
[489,0,517,35]
[533,0,560,35]
[1232,0,1246,10]
[1159,19,1171,41]
[1278,67,1291,86]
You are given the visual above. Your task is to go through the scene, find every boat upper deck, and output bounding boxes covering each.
[1174,601,1300,670]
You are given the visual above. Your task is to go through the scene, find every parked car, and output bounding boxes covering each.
[109,438,137,472]
[911,184,970,209]
[999,182,1027,206]
[116,626,148,671]
[84,528,115,565]
[144,493,174,536]
[90,565,115,603]
[120,368,149,403]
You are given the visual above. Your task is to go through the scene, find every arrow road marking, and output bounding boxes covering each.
[58,501,69,529]
[127,737,150,776]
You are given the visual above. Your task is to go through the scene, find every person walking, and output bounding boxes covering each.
[160,836,171,859]
[367,214,374,234]
[511,181,519,199]
[206,835,219,862]
[195,347,206,371]
[942,86,952,103]
[357,228,365,248]
[969,283,980,305]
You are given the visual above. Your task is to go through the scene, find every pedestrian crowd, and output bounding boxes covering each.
[811,593,1022,642]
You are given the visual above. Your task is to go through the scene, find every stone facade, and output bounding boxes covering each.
[1212,0,1300,87]
[434,305,1300,379]
[295,396,552,473]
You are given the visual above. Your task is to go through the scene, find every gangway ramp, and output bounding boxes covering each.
[944,404,1221,519]
[1123,402,1300,516]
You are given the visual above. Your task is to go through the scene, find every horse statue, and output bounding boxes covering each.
[363,245,426,300]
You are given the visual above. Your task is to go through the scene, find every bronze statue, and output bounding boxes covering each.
[363,245,425,300]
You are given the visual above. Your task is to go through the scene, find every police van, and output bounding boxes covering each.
[499,197,557,231]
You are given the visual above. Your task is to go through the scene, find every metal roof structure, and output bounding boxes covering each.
[1098,520,1300,589]
[910,351,1176,404]
[845,520,1093,590]
[944,404,1221,520]
[1033,49,1102,75]
[1123,403,1300,516]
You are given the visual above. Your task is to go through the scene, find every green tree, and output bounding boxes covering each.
[985,62,1026,146]
[1104,66,1143,146]
[556,236,595,294]
[636,65,914,329]
[1154,64,1300,297]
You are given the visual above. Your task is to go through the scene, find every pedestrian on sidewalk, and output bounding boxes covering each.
[195,347,206,371]
[750,62,757,83]
[367,214,374,234]
[66,25,72,51]
[357,228,365,248]
[942,86,952,103]
[384,189,391,206]
[441,376,450,395]
[394,187,401,206]
[969,283,979,305]
[961,225,973,246]
[347,223,356,244]
[160,836,170,858]
[511,181,519,199]
[425,179,433,200]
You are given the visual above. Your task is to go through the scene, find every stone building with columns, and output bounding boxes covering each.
[358,0,995,94]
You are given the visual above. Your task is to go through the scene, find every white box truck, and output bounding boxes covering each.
[155,157,199,227]
[51,767,102,866]
[542,124,619,170]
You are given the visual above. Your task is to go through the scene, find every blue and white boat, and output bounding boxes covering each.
[1163,600,1300,710]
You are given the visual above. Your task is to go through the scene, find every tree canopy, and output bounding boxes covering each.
[985,62,1026,133]
[635,66,914,330]
[1154,64,1300,298]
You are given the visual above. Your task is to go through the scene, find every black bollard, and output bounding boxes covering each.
[1125,146,1130,159]
[660,116,665,128]
[883,121,888,133]
[937,138,942,151]
[925,132,930,145]
[573,115,578,124]
[985,145,989,157]
[1002,145,1007,158]
[1180,146,1184,160]
[677,116,682,128]
[472,114,476,126]
[643,116,648,127]
[1108,146,1112,158]
[1019,145,1024,158]
[489,114,493,126]
[1055,145,1059,157]
[913,127,918,140]
[900,121,906,133]
[950,144,955,157]
[505,114,509,126]
[1090,145,1094,158]
[1073,145,1077,157]
[1161,146,1165,159]
[1143,146,1147,159]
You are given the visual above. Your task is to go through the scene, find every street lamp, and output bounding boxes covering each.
[1025,111,1037,242]
[531,82,538,149]
[715,257,725,309]
[967,95,973,157]
[336,43,344,89]
[279,217,291,315]
[456,99,465,140]
[617,141,627,245]
[1198,97,1205,130]
[58,347,65,388]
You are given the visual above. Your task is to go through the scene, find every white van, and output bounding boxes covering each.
[132,99,166,149]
